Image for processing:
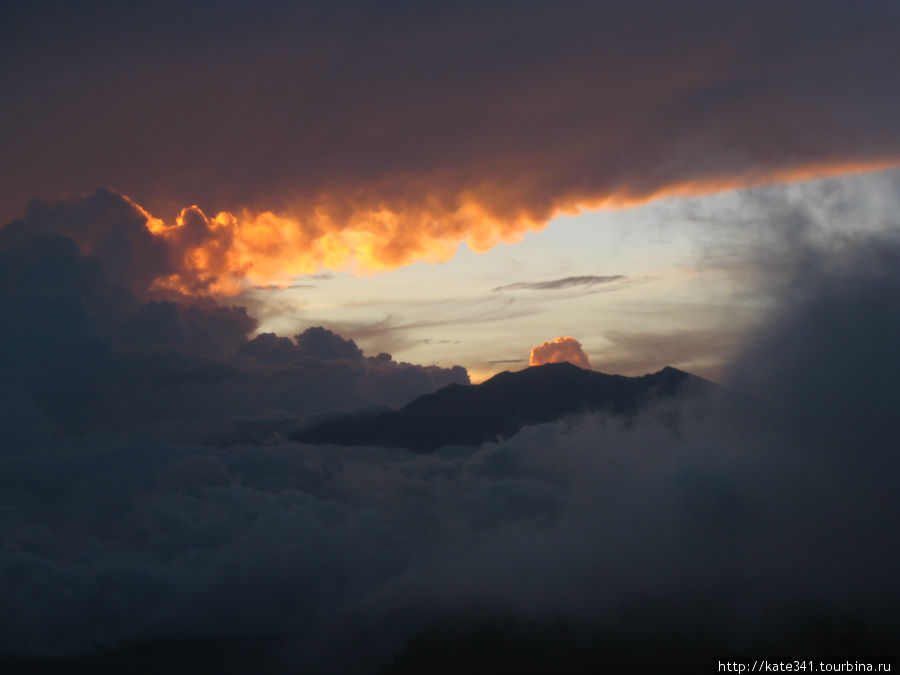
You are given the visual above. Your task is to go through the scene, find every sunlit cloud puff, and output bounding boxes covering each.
[530,336,592,369]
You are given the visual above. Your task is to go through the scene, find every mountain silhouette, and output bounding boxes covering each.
[293,363,713,452]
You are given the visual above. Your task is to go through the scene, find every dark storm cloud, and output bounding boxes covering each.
[1,1,898,273]
[0,189,171,296]
[725,243,900,454]
[295,326,364,361]
[121,300,256,357]
[0,192,468,447]
[492,274,626,292]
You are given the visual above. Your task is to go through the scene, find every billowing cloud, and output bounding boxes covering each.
[493,275,625,292]
[2,2,900,287]
[529,336,592,369]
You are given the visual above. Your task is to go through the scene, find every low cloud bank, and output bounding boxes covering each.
[1,210,898,671]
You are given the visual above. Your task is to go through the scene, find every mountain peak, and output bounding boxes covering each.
[293,365,713,452]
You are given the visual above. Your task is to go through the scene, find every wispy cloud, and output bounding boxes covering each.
[493,275,626,293]
[252,283,316,291]
[313,303,530,356]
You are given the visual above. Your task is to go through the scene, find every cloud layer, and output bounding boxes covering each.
[1,222,898,671]
[3,1,899,283]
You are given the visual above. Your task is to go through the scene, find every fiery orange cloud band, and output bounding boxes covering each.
[127,158,897,296]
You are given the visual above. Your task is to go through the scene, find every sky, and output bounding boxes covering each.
[2,1,899,671]
[239,169,900,381]
[3,0,899,381]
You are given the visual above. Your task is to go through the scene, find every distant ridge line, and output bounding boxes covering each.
[293,362,714,452]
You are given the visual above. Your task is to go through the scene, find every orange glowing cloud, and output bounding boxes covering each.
[137,196,546,296]
[121,158,897,297]
[530,337,592,370]
[6,2,900,257]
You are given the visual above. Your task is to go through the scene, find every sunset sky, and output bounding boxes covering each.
[3,1,899,381]
[241,169,900,381]
[2,2,899,671]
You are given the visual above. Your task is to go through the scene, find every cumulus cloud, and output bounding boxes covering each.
[2,2,900,282]
[120,299,257,357]
[529,336,592,369]
[295,326,364,361]
[1,188,172,295]
[493,275,626,292]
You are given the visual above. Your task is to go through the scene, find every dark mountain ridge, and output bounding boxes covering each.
[293,362,714,452]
